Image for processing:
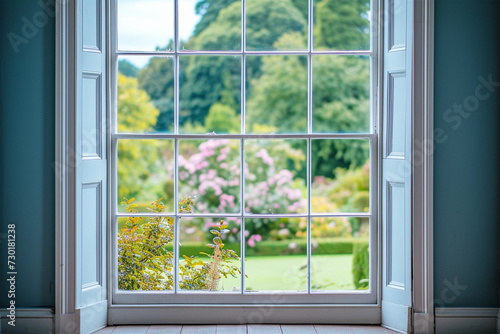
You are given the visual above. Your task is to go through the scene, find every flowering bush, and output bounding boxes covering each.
[178,139,306,245]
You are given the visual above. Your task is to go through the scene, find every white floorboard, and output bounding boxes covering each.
[215,324,247,334]
[92,324,397,334]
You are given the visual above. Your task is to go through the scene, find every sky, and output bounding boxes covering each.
[118,0,201,67]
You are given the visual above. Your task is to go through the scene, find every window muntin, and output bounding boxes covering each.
[112,0,376,304]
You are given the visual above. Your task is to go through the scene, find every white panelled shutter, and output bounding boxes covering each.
[381,0,413,332]
[74,0,108,332]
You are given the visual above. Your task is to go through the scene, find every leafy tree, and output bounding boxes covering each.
[246,32,308,133]
[180,55,241,127]
[139,0,307,129]
[289,0,308,21]
[118,59,139,78]
[246,34,370,176]
[193,0,239,36]
[314,0,370,50]
[137,57,176,132]
[117,74,160,200]
[184,0,306,124]
[245,0,306,50]
[205,103,240,133]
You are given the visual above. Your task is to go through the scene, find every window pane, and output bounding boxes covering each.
[179,139,241,214]
[118,139,175,213]
[117,215,175,291]
[313,0,370,51]
[179,0,242,51]
[311,139,369,213]
[311,217,369,291]
[246,0,308,51]
[179,217,241,292]
[245,218,307,291]
[179,56,241,134]
[117,56,174,133]
[246,56,308,134]
[244,139,306,214]
[117,0,174,51]
[312,55,370,134]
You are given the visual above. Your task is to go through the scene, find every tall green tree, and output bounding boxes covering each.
[137,57,176,132]
[139,0,307,129]
[193,0,239,36]
[246,35,370,177]
[314,0,370,50]
[118,59,139,78]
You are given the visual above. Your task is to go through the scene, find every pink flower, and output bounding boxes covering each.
[248,239,255,247]
[255,148,274,166]
[202,149,215,157]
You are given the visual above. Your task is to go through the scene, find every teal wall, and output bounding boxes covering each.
[0,0,55,308]
[434,0,500,307]
[0,0,499,311]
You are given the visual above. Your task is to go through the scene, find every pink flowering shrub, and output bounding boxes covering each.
[178,139,306,245]
[179,139,241,213]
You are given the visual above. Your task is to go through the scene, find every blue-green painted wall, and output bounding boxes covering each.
[434,0,500,307]
[0,0,498,311]
[0,0,55,308]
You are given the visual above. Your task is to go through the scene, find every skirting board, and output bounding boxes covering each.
[497,309,500,334]
[0,308,54,334]
[435,307,498,334]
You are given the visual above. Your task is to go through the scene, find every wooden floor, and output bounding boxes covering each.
[93,325,397,334]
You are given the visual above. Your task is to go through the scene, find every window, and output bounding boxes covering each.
[111,0,377,305]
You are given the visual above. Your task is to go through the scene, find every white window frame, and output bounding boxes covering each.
[54,0,434,332]
[110,0,378,307]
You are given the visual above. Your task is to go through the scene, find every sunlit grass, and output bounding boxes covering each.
[219,254,354,291]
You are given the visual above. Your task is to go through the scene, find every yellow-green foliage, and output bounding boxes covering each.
[118,197,241,291]
[117,74,159,132]
[118,197,174,290]
[117,74,161,200]
[328,161,370,213]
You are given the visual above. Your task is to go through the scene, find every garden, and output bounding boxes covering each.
[116,0,372,292]
[117,136,371,292]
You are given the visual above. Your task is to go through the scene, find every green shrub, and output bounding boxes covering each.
[352,241,369,289]
[118,197,241,291]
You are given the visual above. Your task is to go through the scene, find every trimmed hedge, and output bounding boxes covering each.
[167,237,369,258]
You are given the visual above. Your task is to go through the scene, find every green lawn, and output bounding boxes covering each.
[217,254,356,291]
